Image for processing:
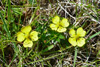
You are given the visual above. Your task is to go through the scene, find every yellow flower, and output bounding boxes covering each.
[68,27,86,47]
[50,16,69,33]
[17,26,38,48]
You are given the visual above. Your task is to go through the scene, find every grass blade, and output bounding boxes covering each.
[74,47,77,67]
[0,12,11,38]
[87,31,100,41]
[8,0,11,23]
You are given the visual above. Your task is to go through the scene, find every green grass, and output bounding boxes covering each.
[0,0,100,67]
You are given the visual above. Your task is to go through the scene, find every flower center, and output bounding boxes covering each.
[56,23,60,27]
[74,34,80,41]
[24,33,29,38]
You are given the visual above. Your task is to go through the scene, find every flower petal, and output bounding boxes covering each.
[17,32,25,42]
[69,29,75,37]
[60,18,69,27]
[77,38,85,47]
[77,27,86,37]
[57,26,66,32]
[68,37,77,46]
[52,16,60,24]
[50,24,58,31]
[30,31,38,41]
[23,39,33,47]
[21,26,32,34]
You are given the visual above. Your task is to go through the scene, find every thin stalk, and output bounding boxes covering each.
[74,47,78,67]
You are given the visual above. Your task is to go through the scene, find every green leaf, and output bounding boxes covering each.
[56,34,65,43]
[56,38,60,42]
[42,45,54,53]
[59,34,65,39]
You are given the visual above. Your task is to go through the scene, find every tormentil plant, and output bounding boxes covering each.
[16,26,38,47]
[50,16,69,33]
[68,27,86,47]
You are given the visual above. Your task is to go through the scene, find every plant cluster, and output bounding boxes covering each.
[17,16,86,48]
[0,0,100,67]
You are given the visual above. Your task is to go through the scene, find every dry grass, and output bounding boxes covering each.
[0,0,100,67]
